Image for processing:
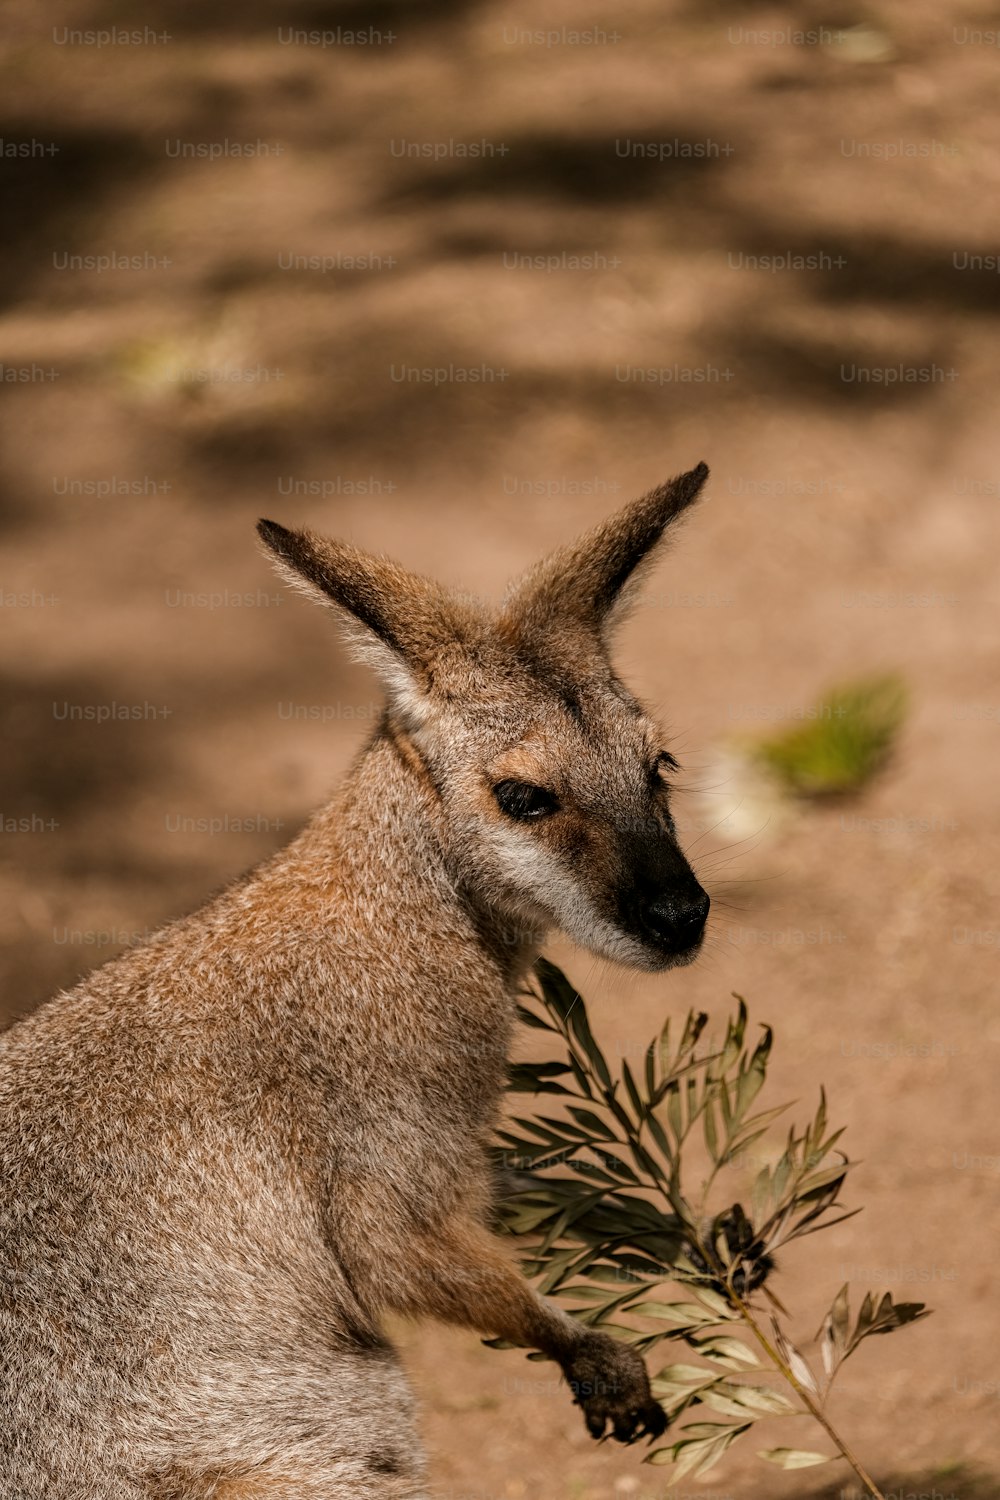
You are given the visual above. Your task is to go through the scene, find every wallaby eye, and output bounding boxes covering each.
[492,780,559,821]
[654,750,680,780]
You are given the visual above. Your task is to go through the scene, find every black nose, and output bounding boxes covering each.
[638,888,710,952]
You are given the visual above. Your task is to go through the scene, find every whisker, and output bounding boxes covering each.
[681,806,752,853]
[695,839,773,872]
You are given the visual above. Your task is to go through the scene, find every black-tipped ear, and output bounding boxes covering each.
[256,518,477,688]
[499,463,709,639]
[258,518,405,657]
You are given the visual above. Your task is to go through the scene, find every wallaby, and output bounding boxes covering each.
[0,463,713,1499]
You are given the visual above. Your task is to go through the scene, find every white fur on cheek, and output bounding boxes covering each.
[483,824,652,967]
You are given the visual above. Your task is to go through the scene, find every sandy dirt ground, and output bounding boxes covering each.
[1,0,999,1494]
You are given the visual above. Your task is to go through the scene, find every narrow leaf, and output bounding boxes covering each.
[758,1448,836,1469]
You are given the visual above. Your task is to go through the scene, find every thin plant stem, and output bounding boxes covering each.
[726,1285,886,1500]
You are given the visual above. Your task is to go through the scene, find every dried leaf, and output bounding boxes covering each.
[631,1300,721,1326]
[647,1422,752,1480]
[692,1334,760,1370]
[758,1447,836,1468]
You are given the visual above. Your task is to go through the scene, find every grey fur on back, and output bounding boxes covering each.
[0,465,710,1499]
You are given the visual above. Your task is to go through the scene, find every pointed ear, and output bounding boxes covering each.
[257,519,474,710]
[499,462,708,641]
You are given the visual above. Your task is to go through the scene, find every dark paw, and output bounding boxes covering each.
[561,1332,668,1444]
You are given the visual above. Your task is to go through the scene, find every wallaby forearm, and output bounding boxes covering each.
[330,1170,580,1359]
[360,1211,667,1443]
[378,1215,582,1361]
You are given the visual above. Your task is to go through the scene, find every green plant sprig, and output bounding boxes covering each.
[747,671,908,798]
[493,958,930,1493]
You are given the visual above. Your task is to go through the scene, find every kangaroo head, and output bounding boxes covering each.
[258,462,711,972]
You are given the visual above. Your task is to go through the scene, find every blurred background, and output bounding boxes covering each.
[2,0,999,1494]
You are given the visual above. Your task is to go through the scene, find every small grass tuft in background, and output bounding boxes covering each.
[748,672,908,799]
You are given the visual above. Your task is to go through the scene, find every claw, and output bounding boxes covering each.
[612,1413,636,1443]
[642,1401,668,1440]
[586,1410,606,1439]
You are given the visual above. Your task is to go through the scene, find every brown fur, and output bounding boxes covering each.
[0,466,710,1497]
